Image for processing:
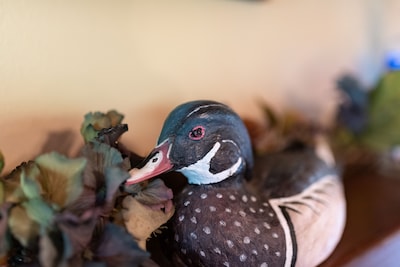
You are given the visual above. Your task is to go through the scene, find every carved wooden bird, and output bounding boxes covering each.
[125,100,346,267]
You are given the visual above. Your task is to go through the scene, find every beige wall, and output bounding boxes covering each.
[1,0,399,172]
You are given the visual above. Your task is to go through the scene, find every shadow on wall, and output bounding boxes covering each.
[39,129,77,156]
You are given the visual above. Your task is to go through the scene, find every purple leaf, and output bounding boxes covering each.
[0,203,11,256]
[92,223,149,267]
[55,208,100,256]
[134,179,174,213]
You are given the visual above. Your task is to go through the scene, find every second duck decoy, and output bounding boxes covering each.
[125,100,346,267]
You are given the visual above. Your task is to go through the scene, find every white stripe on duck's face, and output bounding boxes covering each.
[178,141,243,185]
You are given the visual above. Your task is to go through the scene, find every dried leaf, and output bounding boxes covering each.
[18,171,55,230]
[64,186,96,216]
[104,167,129,206]
[35,152,87,209]
[38,230,59,267]
[38,227,76,267]
[81,111,124,143]
[260,102,279,129]
[0,203,11,257]
[79,141,125,193]
[253,101,323,154]
[2,161,37,203]
[106,110,124,127]
[121,182,142,196]
[23,198,55,229]
[55,209,99,256]
[81,124,99,144]
[132,179,174,212]
[83,262,106,267]
[8,205,40,248]
[96,124,128,146]
[121,195,174,250]
[0,182,3,205]
[83,142,125,173]
[2,109,171,266]
[75,142,128,215]
[20,170,41,200]
[83,261,107,267]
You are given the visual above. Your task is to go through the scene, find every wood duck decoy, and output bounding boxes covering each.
[125,100,346,267]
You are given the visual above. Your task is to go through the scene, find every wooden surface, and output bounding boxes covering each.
[319,164,400,267]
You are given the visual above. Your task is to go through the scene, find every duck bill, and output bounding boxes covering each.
[125,140,173,185]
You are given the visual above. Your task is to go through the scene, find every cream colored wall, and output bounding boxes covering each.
[0,0,399,172]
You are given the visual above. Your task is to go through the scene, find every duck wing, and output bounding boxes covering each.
[249,141,346,267]
[249,141,338,199]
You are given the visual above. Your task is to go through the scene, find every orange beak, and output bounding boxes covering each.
[125,140,173,185]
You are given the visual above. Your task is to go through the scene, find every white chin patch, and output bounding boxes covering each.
[178,142,242,185]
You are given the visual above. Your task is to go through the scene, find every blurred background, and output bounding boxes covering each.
[1,0,399,172]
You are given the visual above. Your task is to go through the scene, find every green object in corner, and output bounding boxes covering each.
[362,72,400,151]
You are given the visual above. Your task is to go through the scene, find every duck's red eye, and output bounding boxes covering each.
[189,126,205,140]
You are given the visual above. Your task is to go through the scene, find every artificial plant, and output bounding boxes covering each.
[0,110,174,267]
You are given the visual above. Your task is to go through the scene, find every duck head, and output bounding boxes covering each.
[125,100,254,186]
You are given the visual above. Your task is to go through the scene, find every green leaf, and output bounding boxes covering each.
[79,141,125,189]
[2,162,36,203]
[35,152,87,209]
[0,151,4,174]
[82,124,99,144]
[91,142,124,171]
[23,198,54,229]
[104,167,130,204]
[79,142,128,212]
[79,141,124,192]
[20,170,41,199]
[362,72,400,151]
[67,141,126,215]
[81,110,124,143]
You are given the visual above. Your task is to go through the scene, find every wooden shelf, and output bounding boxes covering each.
[148,163,400,266]
[319,165,400,267]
